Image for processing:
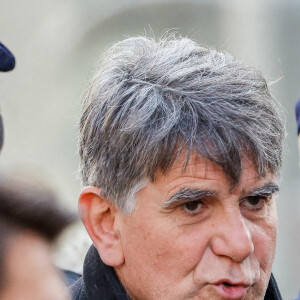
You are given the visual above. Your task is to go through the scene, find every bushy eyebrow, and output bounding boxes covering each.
[162,188,215,209]
[248,183,279,196]
[162,183,279,209]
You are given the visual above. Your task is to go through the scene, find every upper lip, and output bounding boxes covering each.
[211,279,252,287]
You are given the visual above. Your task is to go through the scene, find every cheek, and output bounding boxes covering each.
[252,210,278,273]
[247,216,277,300]
[120,215,206,278]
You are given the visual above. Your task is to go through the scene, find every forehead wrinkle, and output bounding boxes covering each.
[164,162,225,182]
[170,153,223,174]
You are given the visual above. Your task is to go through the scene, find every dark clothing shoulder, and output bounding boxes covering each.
[70,245,130,300]
[69,244,282,300]
[265,273,282,300]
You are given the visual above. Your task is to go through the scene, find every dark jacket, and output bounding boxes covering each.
[70,244,282,300]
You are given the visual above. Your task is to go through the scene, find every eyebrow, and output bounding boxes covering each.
[162,183,279,209]
[162,188,215,209]
[248,182,280,197]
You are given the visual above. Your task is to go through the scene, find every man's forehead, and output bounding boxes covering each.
[154,153,279,197]
[166,153,260,180]
[153,154,278,202]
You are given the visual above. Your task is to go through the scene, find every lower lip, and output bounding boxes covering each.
[213,283,249,299]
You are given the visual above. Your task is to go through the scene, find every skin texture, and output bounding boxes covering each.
[80,154,278,300]
[0,231,70,300]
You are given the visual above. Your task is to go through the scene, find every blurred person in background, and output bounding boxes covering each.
[0,170,76,300]
[71,36,285,300]
[0,41,75,300]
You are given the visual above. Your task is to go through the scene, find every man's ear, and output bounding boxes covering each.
[78,186,124,267]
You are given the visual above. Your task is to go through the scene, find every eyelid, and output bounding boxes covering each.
[249,193,273,198]
[245,183,279,199]
[240,193,272,203]
[164,198,204,210]
[163,189,214,209]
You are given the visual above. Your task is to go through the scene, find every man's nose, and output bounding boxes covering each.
[210,210,254,263]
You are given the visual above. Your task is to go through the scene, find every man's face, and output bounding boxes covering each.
[0,230,70,300]
[115,154,278,300]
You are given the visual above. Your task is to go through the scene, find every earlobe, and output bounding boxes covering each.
[78,186,124,267]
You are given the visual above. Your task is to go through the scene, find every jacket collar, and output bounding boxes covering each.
[71,244,131,300]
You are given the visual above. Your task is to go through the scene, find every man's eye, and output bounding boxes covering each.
[241,195,272,209]
[181,201,203,214]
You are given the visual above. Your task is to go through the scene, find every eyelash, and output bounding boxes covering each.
[179,194,273,214]
[240,194,273,210]
[180,200,205,215]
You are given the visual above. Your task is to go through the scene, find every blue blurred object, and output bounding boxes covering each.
[0,42,15,72]
[295,98,300,134]
[62,270,81,286]
[294,291,300,300]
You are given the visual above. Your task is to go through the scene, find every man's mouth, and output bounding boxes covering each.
[211,280,251,299]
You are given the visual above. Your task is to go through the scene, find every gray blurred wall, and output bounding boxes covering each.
[0,0,300,298]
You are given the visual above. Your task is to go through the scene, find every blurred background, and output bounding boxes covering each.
[0,0,299,298]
